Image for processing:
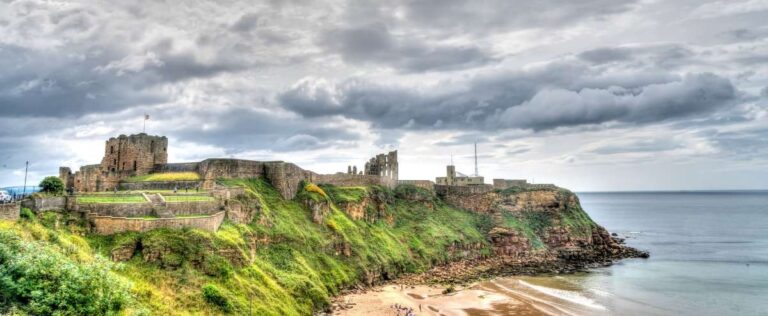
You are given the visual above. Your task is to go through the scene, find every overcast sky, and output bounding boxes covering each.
[1,0,767,191]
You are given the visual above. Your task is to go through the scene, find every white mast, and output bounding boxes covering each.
[474,142,478,176]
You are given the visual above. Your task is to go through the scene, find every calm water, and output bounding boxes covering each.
[489,191,768,316]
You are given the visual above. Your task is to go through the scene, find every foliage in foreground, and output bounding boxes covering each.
[0,225,130,315]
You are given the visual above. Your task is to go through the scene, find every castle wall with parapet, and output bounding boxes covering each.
[315,174,396,188]
[91,211,225,235]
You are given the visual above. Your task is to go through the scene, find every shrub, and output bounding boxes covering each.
[39,176,64,195]
[19,208,35,221]
[0,231,130,315]
[202,284,232,312]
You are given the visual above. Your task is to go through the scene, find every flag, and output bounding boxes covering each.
[145,114,150,120]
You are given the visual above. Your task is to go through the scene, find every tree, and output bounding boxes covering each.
[39,176,64,195]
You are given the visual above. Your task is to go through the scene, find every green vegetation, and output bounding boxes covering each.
[77,195,147,204]
[123,172,201,182]
[0,223,130,316]
[163,195,216,202]
[39,176,64,194]
[0,178,604,315]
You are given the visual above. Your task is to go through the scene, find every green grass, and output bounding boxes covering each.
[77,195,147,204]
[123,172,201,182]
[0,177,604,315]
[163,195,216,202]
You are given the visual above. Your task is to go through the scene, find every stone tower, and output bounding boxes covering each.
[100,134,168,176]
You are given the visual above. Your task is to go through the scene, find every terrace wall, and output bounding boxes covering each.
[118,181,203,191]
[0,203,19,221]
[21,196,67,213]
[91,211,226,235]
[78,202,154,217]
[165,200,221,216]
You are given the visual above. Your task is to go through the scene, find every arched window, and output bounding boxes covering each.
[133,161,137,171]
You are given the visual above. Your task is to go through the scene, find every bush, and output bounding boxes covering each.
[39,176,64,195]
[202,284,232,312]
[0,231,130,315]
[19,208,35,221]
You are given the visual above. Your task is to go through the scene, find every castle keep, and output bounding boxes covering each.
[60,134,168,192]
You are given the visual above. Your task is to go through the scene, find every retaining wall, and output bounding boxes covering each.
[21,196,67,212]
[91,211,226,235]
[118,181,203,191]
[0,203,19,221]
[434,184,498,213]
[79,202,155,217]
[165,200,221,216]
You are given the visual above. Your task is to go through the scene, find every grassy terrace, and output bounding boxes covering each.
[77,195,147,204]
[163,195,216,202]
[123,172,201,182]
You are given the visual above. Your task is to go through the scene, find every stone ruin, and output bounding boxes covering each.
[60,134,168,193]
[364,151,398,181]
[346,150,398,181]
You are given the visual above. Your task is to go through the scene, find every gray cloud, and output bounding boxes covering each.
[280,59,738,132]
[359,0,638,35]
[589,139,683,155]
[321,23,495,72]
[160,106,360,154]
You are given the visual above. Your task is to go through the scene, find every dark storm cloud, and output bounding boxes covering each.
[577,44,695,69]
[321,23,495,72]
[279,59,738,132]
[163,107,360,153]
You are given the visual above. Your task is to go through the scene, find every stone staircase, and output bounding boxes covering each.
[146,193,174,218]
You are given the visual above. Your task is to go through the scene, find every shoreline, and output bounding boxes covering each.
[325,241,648,315]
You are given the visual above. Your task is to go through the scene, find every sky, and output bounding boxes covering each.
[1,0,767,191]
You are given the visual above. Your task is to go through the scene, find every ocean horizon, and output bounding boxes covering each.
[478,190,768,316]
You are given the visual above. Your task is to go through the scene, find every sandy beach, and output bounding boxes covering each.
[331,282,548,316]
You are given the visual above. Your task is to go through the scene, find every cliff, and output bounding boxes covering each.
[0,179,644,316]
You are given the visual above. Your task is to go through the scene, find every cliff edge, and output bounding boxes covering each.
[0,179,646,316]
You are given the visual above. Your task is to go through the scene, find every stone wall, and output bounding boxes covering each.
[397,180,435,192]
[78,202,154,217]
[165,200,221,216]
[101,134,167,175]
[153,162,199,173]
[315,174,396,188]
[264,162,317,200]
[91,211,226,235]
[118,181,203,191]
[0,203,19,221]
[21,196,67,212]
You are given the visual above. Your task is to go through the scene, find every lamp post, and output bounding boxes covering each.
[22,161,28,198]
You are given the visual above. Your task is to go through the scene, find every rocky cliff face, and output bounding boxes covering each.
[443,187,646,277]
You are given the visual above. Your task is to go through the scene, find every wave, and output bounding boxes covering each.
[518,280,607,311]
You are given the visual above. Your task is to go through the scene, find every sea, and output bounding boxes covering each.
[482,191,768,316]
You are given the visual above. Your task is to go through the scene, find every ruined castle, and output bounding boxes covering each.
[59,133,400,199]
[45,133,552,235]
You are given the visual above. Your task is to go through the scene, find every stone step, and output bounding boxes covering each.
[154,207,175,218]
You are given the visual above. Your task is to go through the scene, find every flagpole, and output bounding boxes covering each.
[143,115,146,133]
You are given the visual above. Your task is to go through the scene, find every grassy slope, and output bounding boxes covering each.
[0,179,602,315]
